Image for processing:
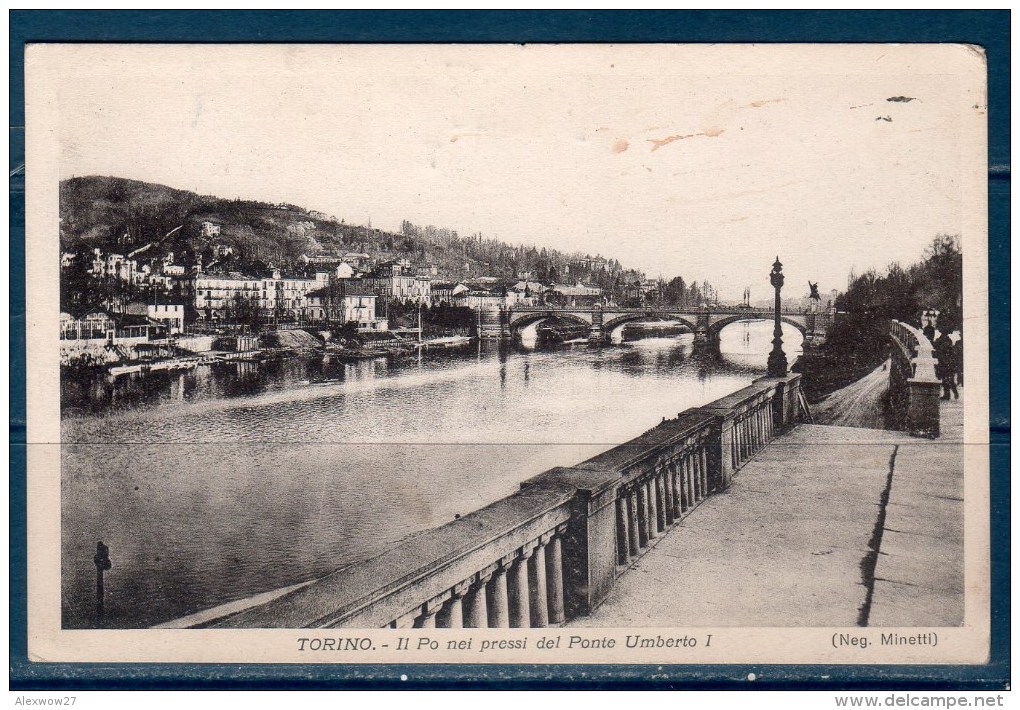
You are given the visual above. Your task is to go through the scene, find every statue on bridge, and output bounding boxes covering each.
[808,281,821,301]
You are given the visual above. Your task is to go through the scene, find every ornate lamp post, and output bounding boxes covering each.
[767,256,788,377]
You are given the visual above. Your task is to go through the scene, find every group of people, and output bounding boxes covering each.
[923,322,963,401]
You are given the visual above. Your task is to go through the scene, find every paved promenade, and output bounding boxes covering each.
[569,395,964,628]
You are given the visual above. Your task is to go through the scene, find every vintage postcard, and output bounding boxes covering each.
[24,43,989,666]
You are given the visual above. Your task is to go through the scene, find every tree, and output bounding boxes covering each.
[226,293,264,331]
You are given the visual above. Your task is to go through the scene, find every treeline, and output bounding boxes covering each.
[796,234,963,401]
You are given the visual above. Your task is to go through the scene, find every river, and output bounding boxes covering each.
[61,320,802,628]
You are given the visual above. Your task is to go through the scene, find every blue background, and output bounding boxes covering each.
[9,10,1010,690]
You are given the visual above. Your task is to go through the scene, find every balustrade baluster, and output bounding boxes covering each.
[465,573,491,628]
[546,534,565,624]
[415,609,437,628]
[626,489,640,556]
[751,407,759,452]
[529,542,549,628]
[636,482,649,547]
[393,611,416,629]
[663,461,676,525]
[693,446,701,501]
[697,446,705,495]
[758,403,766,448]
[437,592,464,628]
[675,459,684,518]
[487,565,510,628]
[645,478,658,539]
[509,551,532,628]
[616,496,630,564]
[685,454,695,510]
[654,472,666,532]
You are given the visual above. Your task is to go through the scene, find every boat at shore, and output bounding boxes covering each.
[417,335,474,350]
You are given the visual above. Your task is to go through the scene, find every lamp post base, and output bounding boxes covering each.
[767,346,788,378]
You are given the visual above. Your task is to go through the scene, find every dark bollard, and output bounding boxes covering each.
[94,541,111,627]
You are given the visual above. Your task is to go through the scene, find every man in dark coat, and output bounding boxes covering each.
[934,333,959,400]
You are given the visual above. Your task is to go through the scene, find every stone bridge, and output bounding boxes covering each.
[500,305,834,346]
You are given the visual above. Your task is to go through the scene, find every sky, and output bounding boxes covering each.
[50,44,984,301]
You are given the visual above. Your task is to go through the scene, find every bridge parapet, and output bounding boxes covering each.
[889,320,941,438]
[213,375,804,629]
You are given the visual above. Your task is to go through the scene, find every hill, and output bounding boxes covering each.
[59,176,646,289]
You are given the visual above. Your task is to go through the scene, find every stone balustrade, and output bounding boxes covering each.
[889,320,941,438]
[213,374,804,629]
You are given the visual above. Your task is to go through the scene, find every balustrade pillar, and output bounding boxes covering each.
[529,543,549,628]
[487,566,510,628]
[415,609,437,628]
[626,489,640,557]
[509,551,532,628]
[546,535,565,625]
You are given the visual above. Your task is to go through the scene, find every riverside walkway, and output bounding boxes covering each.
[568,393,964,629]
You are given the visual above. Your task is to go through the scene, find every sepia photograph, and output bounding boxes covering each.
[24,42,989,665]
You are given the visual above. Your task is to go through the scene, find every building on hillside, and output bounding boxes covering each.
[508,280,548,306]
[546,283,603,308]
[304,282,385,330]
[334,262,355,279]
[362,260,431,303]
[200,221,221,238]
[124,302,186,334]
[91,249,139,283]
[452,287,506,311]
[193,271,330,321]
[431,282,470,305]
[59,310,168,341]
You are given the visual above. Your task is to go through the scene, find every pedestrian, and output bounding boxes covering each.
[934,332,959,400]
[955,333,964,387]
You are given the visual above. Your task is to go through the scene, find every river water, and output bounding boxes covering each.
[61,320,802,628]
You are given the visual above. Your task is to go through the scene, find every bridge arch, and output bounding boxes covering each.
[601,312,699,339]
[508,311,593,339]
[708,314,808,343]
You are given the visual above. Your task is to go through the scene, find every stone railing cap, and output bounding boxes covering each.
[523,465,620,496]
[214,480,575,628]
[573,411,715,474]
